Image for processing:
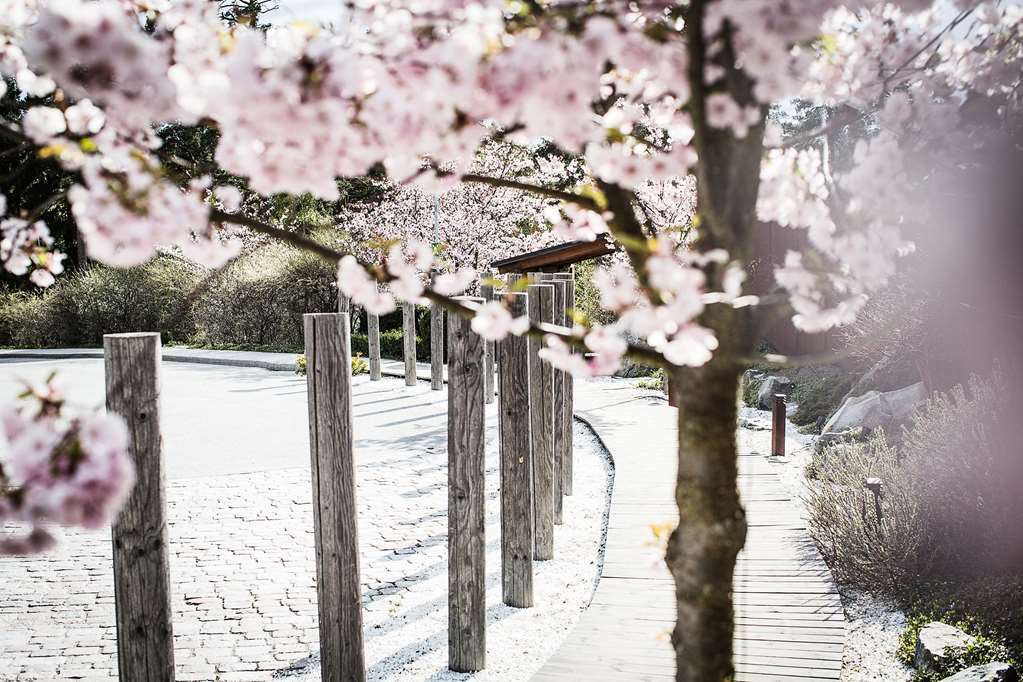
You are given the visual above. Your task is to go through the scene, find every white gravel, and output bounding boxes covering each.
[738,403,913,682]
[284,421,613,681]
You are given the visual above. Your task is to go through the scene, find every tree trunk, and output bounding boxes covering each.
[666,361,747,682]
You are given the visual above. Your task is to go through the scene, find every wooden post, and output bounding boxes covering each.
[480,272,496,404]
[447,297,486,672]
[303,313,366,682]
[527,283,556,560]
[430,271,444,391]
[367,308,381,381]
[542,275,567,524]
[498,292,533,607]
[771,393,786,457]
[402,302,417,387]
[104,332,175,682]
[553,272,575,496]
[337,292,352,370]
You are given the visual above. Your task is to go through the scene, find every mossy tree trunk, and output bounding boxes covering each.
[663,5,765,680]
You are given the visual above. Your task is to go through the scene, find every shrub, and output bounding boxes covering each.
[807,367,1021,592]
[191,243,336,349]
[636,368,664,390]
[788,364,857,431]
[741,372,764,407]
[294,352,368,376]
[0,255,201,347]
[806,430,931,591]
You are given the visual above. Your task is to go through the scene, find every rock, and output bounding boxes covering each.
[915,622,976,673]
[823,381,927,435]
[939,663,1018,682]
[756,375,793,410]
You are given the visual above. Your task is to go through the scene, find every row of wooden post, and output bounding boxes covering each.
[99,269,575,682]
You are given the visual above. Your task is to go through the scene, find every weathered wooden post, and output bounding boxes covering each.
[402,302,417,387]
[553,272,575,496]
[771,393,786,457]
[430,271,445,391]
[542,274,567,524]
[337,292,352,372]
[104,332,175,682]
[498,292,533,606]
[367,307,382,381]
[480,271,496,404]
[527,283,556,560]
[303,313,366,682]
[447,297,486,672]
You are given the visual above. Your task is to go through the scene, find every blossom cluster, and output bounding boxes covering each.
[0,377,134,555]
[0,194,66,286]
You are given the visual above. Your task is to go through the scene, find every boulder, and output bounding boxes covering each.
[823,381,927,435]
[939,663,1018,682]
[915,622,976,673]
[756,375,793,410]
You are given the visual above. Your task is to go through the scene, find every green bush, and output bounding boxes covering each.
[636,368,664,391]
[788,365,857,431]
[191,243,336,349]
[0,256,201,347]
[294,352,368,376]
[897,612,1016,682]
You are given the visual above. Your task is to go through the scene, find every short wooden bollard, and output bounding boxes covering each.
[104,332,175,682]
[498,292,533,606]
[543,275,567,524]
[402,302,417,387]
[771,393,786,457]
[527,283,556,560]
[447,297,486,672]
[481,272,496,404]
[367,309,382,381]
[553,272,575,496]
[303,313,366,682]
[430,272,444,391]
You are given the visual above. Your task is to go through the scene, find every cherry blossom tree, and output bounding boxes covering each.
[2,0,1021,678]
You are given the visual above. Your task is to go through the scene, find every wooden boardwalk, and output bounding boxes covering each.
[534,381,844,681]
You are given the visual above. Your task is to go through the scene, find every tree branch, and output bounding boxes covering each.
[460,173,601,211]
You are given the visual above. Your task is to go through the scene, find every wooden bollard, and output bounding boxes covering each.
[480,271,496,404]
[542,274,567,524]
[553,272,575,496]
[771,393,786,456]
[303,313,366,682]
[430,271,444,391]
[402,302,417,387]
[527,283,556,560]
[498,292,533,607]
[367,308,381,381]
[104,333,175,682]
[337,293,352,370]
[447,297,486,672]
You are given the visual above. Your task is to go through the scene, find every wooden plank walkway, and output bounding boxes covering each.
[533,381,844,681]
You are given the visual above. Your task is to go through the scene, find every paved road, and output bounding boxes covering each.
[1,357,311,479]
[0,358,610,681]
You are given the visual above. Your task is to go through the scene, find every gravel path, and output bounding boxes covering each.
[0,361,611,681]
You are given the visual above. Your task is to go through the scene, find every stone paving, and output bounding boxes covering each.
[0,360,611,681]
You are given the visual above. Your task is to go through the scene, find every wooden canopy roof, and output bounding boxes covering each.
[491,235,616,274]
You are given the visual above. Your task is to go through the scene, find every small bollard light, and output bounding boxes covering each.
[864,477,884,526]
[771,393,786,456]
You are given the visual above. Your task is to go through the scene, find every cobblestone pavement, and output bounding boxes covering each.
[0,362,611,681]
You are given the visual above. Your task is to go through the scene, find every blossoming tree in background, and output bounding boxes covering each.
[1,0,1021,678]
